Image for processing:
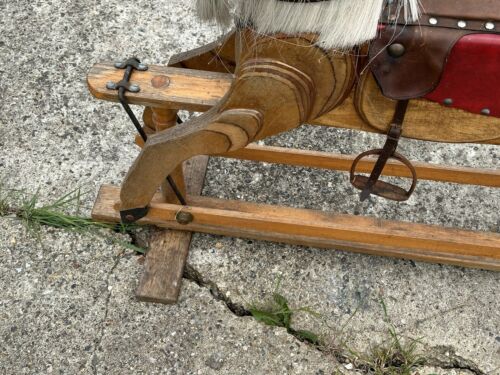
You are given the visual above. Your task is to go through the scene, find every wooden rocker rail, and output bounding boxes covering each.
[94,185,500,271]
[224,144,500,188]
[88,60,500,274]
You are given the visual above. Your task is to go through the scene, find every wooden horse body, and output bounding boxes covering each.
[114,0,500,217]
[89,0,500,301]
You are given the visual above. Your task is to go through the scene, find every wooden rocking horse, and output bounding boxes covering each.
[89,0,500,303]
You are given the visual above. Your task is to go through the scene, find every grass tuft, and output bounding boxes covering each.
[248,280,427,374]
[0,184,145,253]
[347,299,426,374]
[249,277,322,345]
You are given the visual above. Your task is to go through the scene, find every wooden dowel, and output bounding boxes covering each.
[148,108,187,204]
[222,144,500,188]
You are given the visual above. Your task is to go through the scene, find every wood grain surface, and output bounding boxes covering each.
[88,62,500,145]
[135,156,209,304]
[93,185,500,271]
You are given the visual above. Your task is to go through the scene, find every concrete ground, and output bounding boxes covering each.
[0,1,499,374]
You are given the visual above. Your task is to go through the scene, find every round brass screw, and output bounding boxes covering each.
[176,211,194,225]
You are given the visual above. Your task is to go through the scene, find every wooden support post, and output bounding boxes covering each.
[135,156,208,304]
[135,107,196,304]
[150,108,187,204]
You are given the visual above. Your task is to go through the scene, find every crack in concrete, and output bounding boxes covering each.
[425,346,486,375]
[183,263,251,317]
[89,252,123,375]
[182,262,488,375]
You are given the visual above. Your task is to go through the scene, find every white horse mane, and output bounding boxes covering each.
[196,0,420,49]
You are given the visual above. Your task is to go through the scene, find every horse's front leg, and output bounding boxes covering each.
[119,60,309,220]
[120,106,264,219]
[120,33,355,221]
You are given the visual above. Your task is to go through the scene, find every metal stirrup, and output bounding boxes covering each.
[350,100,418,202]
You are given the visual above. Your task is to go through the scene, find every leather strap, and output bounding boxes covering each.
[359,100,409,200]
[350,100,418,202]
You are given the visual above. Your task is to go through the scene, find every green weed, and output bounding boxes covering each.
[0,185,145,253]
[347,299,426,374]
[248,280,427,374]
[249,277,322,345]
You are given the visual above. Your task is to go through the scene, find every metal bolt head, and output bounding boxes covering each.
[128,84,140,93]
[443,98,453,106]
[114,61,124,69]
[457,20,467,28]
[176,211,194,225]
[485,22,495,30]
[106,81,117,90]
[429,17,438,25]
[481,108,491,116]
[137,63,149,71]
[387,43,406,58]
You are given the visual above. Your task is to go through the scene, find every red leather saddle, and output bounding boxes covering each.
[351,0,499,201]
[369,0,500,118]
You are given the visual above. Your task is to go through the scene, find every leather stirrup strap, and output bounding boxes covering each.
[359,100,409,201]
[349,99,419,202]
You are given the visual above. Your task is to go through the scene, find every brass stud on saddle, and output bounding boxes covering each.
[485,22,496,30]
[387,43,406,58]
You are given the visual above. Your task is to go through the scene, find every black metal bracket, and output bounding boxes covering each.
[114,58,149,71]
[106,57,187,222]
[120,206,150,224]
[106,57,148,93]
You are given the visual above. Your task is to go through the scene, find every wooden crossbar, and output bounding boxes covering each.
[223,144,500,188]
[88,62,500,145]
[93,185,500,271]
